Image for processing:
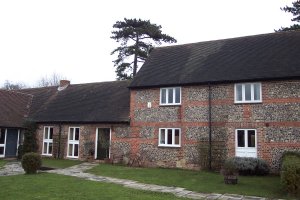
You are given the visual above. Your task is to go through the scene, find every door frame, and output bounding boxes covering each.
[95,127,111,160]
[235,129,257,158]
[0,128,7,158]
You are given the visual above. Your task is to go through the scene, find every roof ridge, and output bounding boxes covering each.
[8,90,34,98]
[69,80,130,87]
[154,30,300,50]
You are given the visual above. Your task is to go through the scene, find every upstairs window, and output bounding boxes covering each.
[160,87,181,105]
[159,128,181,147]
[235,83,261,103]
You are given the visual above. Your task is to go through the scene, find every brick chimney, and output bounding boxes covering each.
[58,80,70,91]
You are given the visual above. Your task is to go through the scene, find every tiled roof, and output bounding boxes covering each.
[0,90,32,128]
[0,81,130,127]
[130,31,300,88]
[28,81,130,123]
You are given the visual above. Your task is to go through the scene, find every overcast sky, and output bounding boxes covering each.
[0,0,295,87]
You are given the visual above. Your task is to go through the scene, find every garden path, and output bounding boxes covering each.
[0,162,274,200]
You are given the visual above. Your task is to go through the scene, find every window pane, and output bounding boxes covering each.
[160,129,165,144]
[45,127,48,139]
[69,128,74,140]
[43,142,48,154]
[68,144,73,156]
[175,88,180,103]
[0,129,5,144]
[248,130,256,147]
[254,83,261,100]
[49,143,53,154]
[0,147,4,155]
[174,129,180,145]
[74,144,79,157]
[167,129,172,145]
[237,130,245,147]
[236,84,242,101]
[168,88,173,104]
[161,89,166,104]
[245,84,251,101]
[49,128,53,139]
[75,128,80,140]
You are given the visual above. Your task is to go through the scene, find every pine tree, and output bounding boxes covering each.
[111,18,177,80]
[277,1,300,32]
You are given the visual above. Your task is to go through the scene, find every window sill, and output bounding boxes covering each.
[158,145,181,148]
[159,104,181,107]
[234,101,262,104]
[67,156,79,159]
[42,154,53,156]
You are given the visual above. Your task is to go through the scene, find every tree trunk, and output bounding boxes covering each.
[133,35,139,77]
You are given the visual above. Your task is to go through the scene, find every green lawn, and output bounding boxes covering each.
[0,173,186,200]
[42,158,82,169]
[87,164,287,199]
[0,159,7,168]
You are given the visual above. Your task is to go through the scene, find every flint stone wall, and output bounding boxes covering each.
[134,107,180,122]
[129,81,300,172]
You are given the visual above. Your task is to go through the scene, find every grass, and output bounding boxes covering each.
[42,158,82,169]
[0,159,7,168]
[87,164,287,199]
[0,173,186,200]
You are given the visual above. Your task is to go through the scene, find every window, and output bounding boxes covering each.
[42,127,53,156]
[235,129,257,157]
[0,129,6,157]
[160,87,181,105]
[68,127,80,158]
[235,83,261,103]
[159,128,181,147]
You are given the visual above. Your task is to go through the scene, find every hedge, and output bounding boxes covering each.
[280,152,300,197]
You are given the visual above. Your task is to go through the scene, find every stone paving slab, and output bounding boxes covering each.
[0,162,24,176]
[0,162,284,200]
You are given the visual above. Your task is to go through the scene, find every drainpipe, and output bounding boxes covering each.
[208,83,212,170]
[58,124,62,159]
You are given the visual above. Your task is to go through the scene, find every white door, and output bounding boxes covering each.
[235,129,257,157]
[0,129,7,157]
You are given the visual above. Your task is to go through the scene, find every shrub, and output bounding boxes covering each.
[227,157,270,176]
[221,159,238,176]
[280,153,300,197]
[17,145,23,160]
[21,152,42,174]
[256,158,270,175]
[22,121,38,154]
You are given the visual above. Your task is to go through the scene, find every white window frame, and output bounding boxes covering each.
[0,129,7,158]
[160,87,181,105]
[235,129,257,158]
[42,126,53,156]
[234,83,262,103]
[95,127,111,159]
[158,128,181,147]
[67,127,80,158]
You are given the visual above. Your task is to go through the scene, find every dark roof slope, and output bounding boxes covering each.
[25,81,130,123]
[20,86,58,118]
[130,31,300,88]
[0,90,32,128]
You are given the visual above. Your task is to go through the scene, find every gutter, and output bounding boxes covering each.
[208,83,212,170]
[58,123,62,159]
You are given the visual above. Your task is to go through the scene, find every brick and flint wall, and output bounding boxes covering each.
[129,80,300,172]
[36,123,130,161]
